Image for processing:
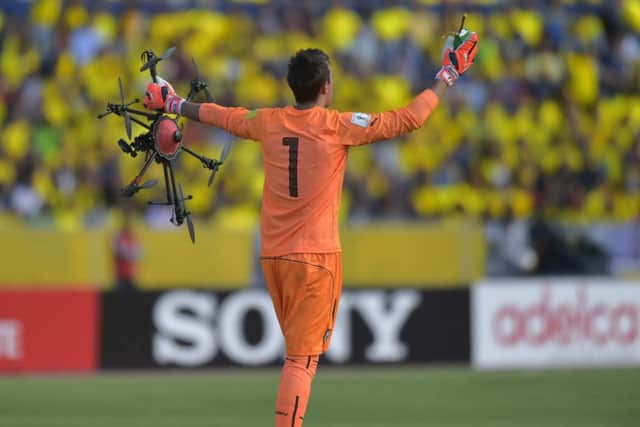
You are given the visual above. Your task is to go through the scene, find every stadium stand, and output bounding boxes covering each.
[0,0,639,274]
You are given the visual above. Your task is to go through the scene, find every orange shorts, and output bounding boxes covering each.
[261,253,342,357]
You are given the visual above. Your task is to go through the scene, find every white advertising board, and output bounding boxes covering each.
[472,279,640,369]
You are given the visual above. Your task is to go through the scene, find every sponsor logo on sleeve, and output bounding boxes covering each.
[351,112,371,128]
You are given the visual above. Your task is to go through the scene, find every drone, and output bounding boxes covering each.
[98,47,232,244]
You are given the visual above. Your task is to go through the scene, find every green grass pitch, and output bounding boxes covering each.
[1,367,639,427]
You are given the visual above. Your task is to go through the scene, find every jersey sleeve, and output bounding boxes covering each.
[198,103,262,141]
[336,89,439,146]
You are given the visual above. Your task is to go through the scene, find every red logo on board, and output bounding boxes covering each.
[0,290,98,373]
[492,288,638,347]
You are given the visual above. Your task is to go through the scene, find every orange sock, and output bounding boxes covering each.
[274,355,319,427]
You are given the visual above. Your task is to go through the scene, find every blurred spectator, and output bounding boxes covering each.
[113,213,141,292]
[485,207,537,276]
[529,215,610,275]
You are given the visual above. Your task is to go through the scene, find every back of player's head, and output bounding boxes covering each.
[287,48,331,104]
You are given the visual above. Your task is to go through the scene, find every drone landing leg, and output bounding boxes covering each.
[147,160,174,206]
[165,160,196,243]
[166,161,182,225]
[162,160,173,205]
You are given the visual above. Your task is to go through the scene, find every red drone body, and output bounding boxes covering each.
[153,117,182,160]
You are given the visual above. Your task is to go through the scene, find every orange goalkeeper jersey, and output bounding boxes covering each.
[199,89,439,256]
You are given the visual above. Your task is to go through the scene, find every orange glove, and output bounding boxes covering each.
[143,77,184,114]
[435,29,479,86]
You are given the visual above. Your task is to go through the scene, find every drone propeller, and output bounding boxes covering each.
[192,57,200,78]
[140,178,158,189]
[118,77,132,140]
[140,46,176,82]
[187,58,201,101]
[188,57,214,102]
[121,178,158,198]
[186,210,195,244]
[220,138,232,162]
[178,184,196,243]
[208,140,233,187]
[160,46,176,61]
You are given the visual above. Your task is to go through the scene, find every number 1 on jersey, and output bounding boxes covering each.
[283,137,299,197]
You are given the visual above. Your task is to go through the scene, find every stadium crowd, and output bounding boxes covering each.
[0,0,639,273]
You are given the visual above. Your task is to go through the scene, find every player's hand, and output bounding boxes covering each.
[435,29,479,86]
[143,77,185,114]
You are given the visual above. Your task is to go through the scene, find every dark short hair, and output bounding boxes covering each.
[286,48,331,104]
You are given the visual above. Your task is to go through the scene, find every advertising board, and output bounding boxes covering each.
[101,288,470,368]
[472,279,640,369]
[0,290,98,372]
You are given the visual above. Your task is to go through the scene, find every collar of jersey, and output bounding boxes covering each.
[289,105,322,113]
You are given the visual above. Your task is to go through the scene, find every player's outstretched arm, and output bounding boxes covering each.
[143,80,260,140]
[338,29,478,146]
[184,102,260,140]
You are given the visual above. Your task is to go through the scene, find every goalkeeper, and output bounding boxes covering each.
[144,27,478,427]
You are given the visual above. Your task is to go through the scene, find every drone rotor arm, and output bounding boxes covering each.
[124,107,161,121]
[126,114,153,130]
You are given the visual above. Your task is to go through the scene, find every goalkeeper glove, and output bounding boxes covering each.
[143,77,185,114]
[435,29,479,86]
